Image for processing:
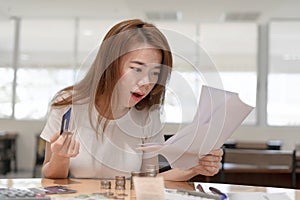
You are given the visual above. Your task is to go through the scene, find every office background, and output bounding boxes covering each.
[0,0,300,173]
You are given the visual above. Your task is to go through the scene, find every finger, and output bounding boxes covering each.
[49,132,60,143]
[70,141,80,157]
[208,149,223,156]
[50,133,69,153]
[204,166,220,174]
[67,134,76,155]
[199,155,222,163]
[198,160,222,169]
[198,155,222,166]
[192,165,220,176]
[54,132,70,146]
[60,133,73,153]
[197,163,221,171]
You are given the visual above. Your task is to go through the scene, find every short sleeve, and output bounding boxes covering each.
[40,106,69,142]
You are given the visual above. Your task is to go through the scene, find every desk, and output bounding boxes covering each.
[219,148,297,188]
[223,140,282,150]
[0,178,300,199]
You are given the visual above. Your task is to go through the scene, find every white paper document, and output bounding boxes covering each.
[139,85,254,169]
[227,192,292,200]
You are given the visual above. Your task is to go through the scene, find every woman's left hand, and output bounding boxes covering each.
[191,149,223,176]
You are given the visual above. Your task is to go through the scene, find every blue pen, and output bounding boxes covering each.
[209,186,227,200]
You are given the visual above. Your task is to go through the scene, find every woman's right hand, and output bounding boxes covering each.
[49,132,80,158]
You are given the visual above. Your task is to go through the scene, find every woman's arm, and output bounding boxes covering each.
[158,168,197,181]
[158,149,223,181]
[42,132,80,178]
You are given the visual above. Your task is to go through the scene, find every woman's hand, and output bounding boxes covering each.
[191,149,223,176]
[50,132,80,158]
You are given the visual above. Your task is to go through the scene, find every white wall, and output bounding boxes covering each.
[231,126,300,150]
[1,119,300,172]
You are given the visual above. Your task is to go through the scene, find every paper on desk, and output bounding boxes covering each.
[139,85,254,169]
[227,192,292,200]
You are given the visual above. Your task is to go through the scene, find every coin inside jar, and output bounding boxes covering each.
[115,176,126,190]
[145,164,157,177]
[100,180,111,189]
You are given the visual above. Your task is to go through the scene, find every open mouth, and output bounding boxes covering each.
[131,91,144,101]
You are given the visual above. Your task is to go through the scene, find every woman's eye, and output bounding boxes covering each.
[131,67,142,72]
[152,72,160,76]
[150,71,160,78]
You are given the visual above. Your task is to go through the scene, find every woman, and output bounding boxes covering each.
[41,19,222,180]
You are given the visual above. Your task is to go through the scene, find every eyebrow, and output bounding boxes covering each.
[130,60,161,69]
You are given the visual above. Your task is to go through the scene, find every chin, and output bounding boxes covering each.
[128,103,137,108]
[128,100,140,108]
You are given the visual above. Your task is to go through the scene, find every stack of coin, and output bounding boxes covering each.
[115,176,126,190]
[100,180,111,189]
[145,164,157,177]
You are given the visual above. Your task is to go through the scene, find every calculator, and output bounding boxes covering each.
[0,188,50,200]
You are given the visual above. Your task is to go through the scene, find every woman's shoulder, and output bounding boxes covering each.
[48,105,71,119]
[52,90,72,104]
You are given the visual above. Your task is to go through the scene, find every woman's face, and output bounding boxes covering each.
[113,47,162,110]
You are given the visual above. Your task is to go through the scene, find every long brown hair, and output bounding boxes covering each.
[51,19,173,133]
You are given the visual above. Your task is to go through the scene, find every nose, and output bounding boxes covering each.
[137,74,151,86]
[137,75,153,92]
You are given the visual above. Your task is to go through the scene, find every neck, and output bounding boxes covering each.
[96,96,130,120]
[110,106,130,119]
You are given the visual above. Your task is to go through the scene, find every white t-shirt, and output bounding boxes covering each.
[40,103,164,178]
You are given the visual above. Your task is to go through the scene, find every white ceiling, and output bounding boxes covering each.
[0,0,300,22]
[1,0,299,72]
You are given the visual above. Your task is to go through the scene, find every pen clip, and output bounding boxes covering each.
[209,186,227,200]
